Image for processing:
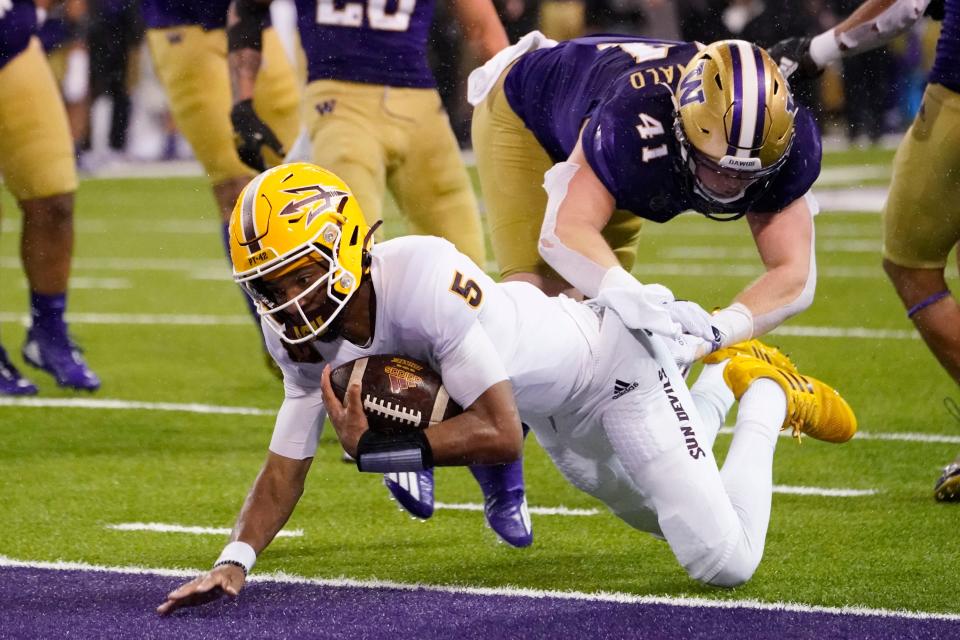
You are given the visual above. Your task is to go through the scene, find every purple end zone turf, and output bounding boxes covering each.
[2,566,958,640]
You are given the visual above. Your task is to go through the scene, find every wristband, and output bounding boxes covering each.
[356,429,434,472]
[710,303,754,349]
[809,29,842,66]
[214,541,256,576]
[907,290,950,318]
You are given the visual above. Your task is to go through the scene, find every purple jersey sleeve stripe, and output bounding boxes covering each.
[751,46,766,157]
[727,43,743,158]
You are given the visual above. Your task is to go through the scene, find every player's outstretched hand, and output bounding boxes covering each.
[662,299,715,343]
[231,98,285,172]
[766,36,819,81]
[321,364,370,457]
[156,564,246,615]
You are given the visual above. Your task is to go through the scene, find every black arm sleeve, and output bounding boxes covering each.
[227,0,271,52]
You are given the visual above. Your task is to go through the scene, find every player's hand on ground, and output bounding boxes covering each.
[230,98,285,172]
[321,364,370,457]
[156,564,246,615]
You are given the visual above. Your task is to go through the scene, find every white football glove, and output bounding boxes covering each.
[662,333,705,378]
[595,268,717,342]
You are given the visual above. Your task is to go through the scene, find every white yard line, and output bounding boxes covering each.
[436,502,601,516]
[0,312,252,326]
[105,522,302,537]
[0,397,272,416]
[717,427,960,445]
[770,486,878,497]
[7,399,958,446]
[1,555,956,621]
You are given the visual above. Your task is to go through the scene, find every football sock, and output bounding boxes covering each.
[222,222,260,324]
[690,361,735,451]
[716,378,786,573]
[29,291,67,337]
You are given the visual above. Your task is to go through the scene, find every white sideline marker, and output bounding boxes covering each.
[1,555,958,622]
[106,522,302,537]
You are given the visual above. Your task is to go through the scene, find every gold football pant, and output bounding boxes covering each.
[884,83,960,269]
[147,26,300,184]
[0,38,77,200]
[302,79,486,267]
[471,66,641,281]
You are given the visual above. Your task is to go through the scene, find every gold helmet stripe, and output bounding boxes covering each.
[240,169,272,254]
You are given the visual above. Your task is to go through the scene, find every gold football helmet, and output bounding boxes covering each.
[675,40,796,214]
[229,163,375,344]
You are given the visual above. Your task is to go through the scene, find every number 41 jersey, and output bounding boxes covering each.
[295,0,436,87]
[503,35,822,220]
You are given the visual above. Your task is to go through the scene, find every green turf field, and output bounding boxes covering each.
[2,148,958,615]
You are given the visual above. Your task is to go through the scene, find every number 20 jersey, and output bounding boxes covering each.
[503,35,822,220]
[295,0,435,87]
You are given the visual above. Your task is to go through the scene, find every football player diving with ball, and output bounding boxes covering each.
[158,164,856,614]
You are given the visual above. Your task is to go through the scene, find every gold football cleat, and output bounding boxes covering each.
[723,354,857,443]
[704,338,797,373]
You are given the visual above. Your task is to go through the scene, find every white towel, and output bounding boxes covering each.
[466,31,558,107]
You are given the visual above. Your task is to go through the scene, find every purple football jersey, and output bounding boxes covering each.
[504,36,822,220]
[295,0,435,87]
[0,0,35,71]
[930,0,960,92]
[141,0,231,31]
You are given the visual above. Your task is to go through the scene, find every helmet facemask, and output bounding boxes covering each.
[236,222,360,344]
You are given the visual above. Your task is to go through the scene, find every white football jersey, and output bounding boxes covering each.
[265,235,600,459]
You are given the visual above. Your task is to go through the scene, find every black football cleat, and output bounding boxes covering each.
[934,461,960,502]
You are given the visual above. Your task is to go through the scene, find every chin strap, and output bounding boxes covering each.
[361,219,383,270]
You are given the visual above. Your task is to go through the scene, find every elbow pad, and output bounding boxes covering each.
[228,0,269,52]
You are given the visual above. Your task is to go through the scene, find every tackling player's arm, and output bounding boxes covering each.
[156,451,312,615]
[538,140,715,342]
[451,0,509,62]
[321,369,523,467]
[226,0,285,171]
[769,0,931,79]
[707,195,816,347]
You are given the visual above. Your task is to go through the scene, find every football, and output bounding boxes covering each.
[328,355,462,433]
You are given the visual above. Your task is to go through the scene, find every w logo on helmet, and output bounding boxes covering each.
[278,184,349,228]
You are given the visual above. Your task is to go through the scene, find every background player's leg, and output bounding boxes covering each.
[0,199,36,395]
[304,81,387,225]
[883,261,960,383]
[0,39,97,392]
[389,88,486,267]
